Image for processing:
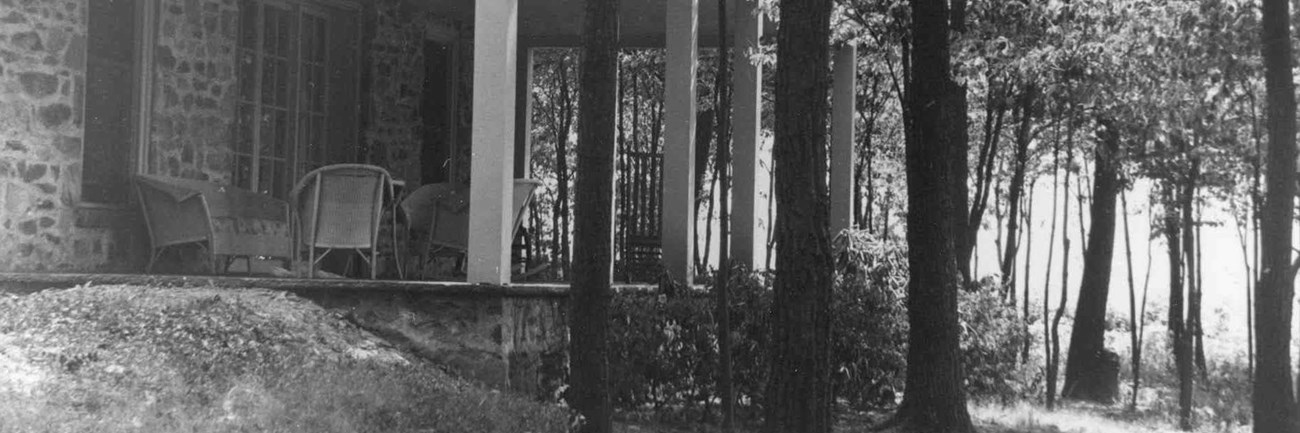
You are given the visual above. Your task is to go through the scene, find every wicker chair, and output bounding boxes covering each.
[291,164,395,279]
[133,174,292,274]
[400,179,542,279]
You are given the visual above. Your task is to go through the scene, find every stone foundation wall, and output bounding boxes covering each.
[297,289,568,398]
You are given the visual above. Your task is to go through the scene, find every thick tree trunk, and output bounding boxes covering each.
[1258,0,1299,430]
[1001,84,1036,299]
[763,0,835,431]
[881,0,973,431]
[568,1,619,431]
[1062,119,1121,403]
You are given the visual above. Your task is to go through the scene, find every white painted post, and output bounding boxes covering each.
[468,0,518,285]
[663,0,700,285]
[830,44,856,236]
[731,0,763,270]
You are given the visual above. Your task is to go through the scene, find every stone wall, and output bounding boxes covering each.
[148,0,238,183]
[0,0,94,272]
[366,0,471,186]
[366,0,425,184]
[297,288,569,398]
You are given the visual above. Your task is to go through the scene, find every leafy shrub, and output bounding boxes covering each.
[607,230,1042,420]
[959,281,1037,402]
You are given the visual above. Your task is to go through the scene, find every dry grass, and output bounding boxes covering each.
[0,284,571,433]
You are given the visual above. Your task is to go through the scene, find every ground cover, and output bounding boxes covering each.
[0,284,570,433]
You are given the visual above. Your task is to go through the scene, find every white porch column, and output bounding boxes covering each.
[468,0,518,285]
[731,0,763,270]
[830,44,856,235]
[662,0,700,285]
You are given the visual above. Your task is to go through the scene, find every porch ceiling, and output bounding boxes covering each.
[407,0,774,48]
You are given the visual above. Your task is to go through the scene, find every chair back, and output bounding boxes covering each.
[293,164,392,249]
[400,179,543,253]
[511,179,543,238]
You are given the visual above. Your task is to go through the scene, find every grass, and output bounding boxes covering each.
[0,284,571,433]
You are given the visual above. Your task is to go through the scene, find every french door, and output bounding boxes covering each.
[234,0,331,198]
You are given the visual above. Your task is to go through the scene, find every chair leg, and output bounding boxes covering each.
[308,247,316,279]
[371,248,378,280]
[146,248,163,274]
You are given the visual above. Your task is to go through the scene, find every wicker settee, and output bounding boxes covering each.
[134,174,293,274]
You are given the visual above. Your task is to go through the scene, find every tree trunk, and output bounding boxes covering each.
[556,54,575,278]
[882,0,974,430]
[568,0,619,431]
[963,80,1006,286]
[1163,181,1193,431]
[1021,178,1035,363]
[1258,0,1298,429]
[1122,192,1141,410]
[763,0,835,431]
[1041,141,1060,408]
[713,0,734,426]
[1001,84,1037,301]
[1050,125,1075,411]
[1193,197,1206,378]
[1062,118,1121,403]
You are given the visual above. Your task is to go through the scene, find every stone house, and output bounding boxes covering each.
[0,0,859,286]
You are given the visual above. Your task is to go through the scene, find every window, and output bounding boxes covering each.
[235,0,357,198]
[83,0,141,204]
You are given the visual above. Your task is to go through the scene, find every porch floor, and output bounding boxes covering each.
[0,273,662,297]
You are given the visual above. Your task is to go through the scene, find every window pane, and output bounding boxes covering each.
[238,50,256,100]
[274,109,290,158]
[234,155,253,189]
[239,0,257,49]
[83,0,136,204]
[235,103,254,154]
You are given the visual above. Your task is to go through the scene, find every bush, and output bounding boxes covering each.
[960,280,1037,402]
[607,230,1042,420]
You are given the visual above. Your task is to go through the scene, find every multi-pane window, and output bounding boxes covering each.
[235,0,340,198]
[83,0,139,204]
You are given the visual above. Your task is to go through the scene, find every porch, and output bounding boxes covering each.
[0,0,860,285]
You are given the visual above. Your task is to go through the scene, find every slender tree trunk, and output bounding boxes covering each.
[763,0,835,431]
[1021,178,1035,363]
[1163,179,1193,430]
[881,0,973,430]
[1259,0,1299,430]
[964,81,1007,287]
[1062,118,1121,403]
[713,0,734,426]
[1042,138,1060,410]
[1137,194,1154,408]
[1002,84,1037,304]
[1050,125,1075,410]
[1193,197,1206,378]
[557,54,576,277]
[1122,192,1141,410]
[568,1,619,431]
